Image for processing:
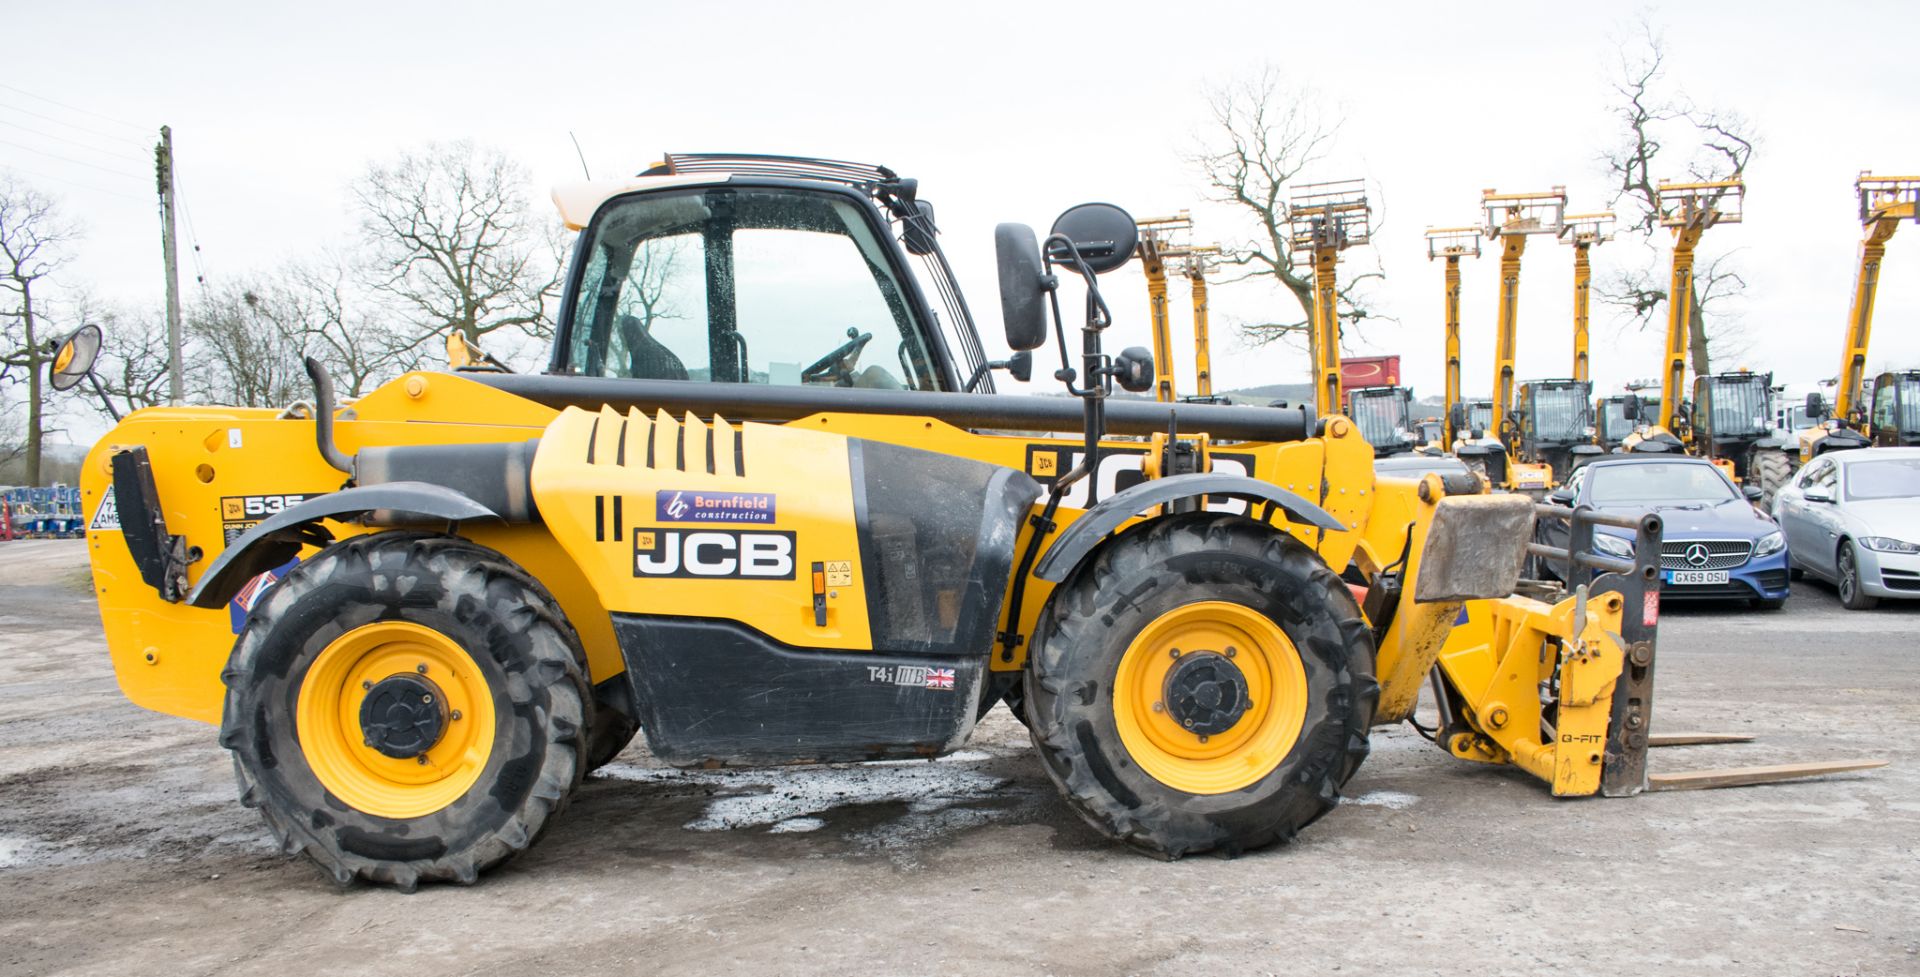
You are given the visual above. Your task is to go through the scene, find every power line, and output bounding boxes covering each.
[0,82,150,134]
[0,162,144,202]
[0,136,146,180]
[0,116,150,165]
[0,101,150,154]
[176,182,210,291]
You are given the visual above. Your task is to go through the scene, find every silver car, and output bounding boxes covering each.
[1772,447,1920,609]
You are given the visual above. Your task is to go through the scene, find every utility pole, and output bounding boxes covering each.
[155,125,183,405]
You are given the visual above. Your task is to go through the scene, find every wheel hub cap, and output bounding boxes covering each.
[1163,651,1251,736]
[358,673,448,759]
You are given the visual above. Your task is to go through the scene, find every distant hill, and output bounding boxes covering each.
[1211,383,1315,406]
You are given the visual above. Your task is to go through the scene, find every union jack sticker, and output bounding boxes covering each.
[924,667,955,691]
[229,558,299,634]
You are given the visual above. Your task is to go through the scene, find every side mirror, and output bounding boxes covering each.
[1005,350,1032,383]
[1047,202,1138,275]
[48,323,103,392]
[1111,346,1154,393]
[1743,484,1764,502]
[902,201,938,257]
[1803,486,1833,503]
[1805,391,1828,421]
[994,223,1050,351]
[1621,393,1641,424]
[1547,486,1576,506]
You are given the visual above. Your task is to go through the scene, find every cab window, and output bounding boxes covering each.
[1873,381,1896,429]
[567,187,941,390]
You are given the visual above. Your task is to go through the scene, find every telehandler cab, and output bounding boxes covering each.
[67,154,1878,890]
[1510,378,1603,487]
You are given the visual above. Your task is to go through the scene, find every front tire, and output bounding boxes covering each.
[1837,542,1879,611]
[1752,449,1795,513]
[1025,514,1378,859]
[220,533,590,890]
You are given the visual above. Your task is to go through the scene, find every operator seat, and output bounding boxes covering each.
[618,314,688,381]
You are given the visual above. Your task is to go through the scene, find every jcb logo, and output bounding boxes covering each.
[221,494,310,521]
[633,528,796,579]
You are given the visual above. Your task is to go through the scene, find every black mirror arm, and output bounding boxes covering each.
[963,354,1030,393]
[1037,232,1122,497]
[89,373,121,422]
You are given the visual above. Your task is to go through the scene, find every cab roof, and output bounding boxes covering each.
[549,153,906,231]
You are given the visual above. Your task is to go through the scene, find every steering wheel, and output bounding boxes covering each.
[801,328,873,386]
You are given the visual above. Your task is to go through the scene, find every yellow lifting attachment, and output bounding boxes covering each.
[1831,173,1919,423]
[1135,211,1224,403]
[1560,212,1615,385]
[1176,245,1222,400]
[1135,212,1187,403]
[1652,178,1744,438]
[1426,226,1482,446]
[1480,187,1567,438]
[1287,179,1373,416]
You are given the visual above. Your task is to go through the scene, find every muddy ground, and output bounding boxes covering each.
[0,538,1914,976]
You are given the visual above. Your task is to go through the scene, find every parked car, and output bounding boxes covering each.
[1539,456,1789,609]
[1772,447,1920,609]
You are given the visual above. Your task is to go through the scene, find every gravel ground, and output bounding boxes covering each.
[0,537,1914,977]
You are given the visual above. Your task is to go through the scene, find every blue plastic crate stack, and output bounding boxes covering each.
[2,485,86,539]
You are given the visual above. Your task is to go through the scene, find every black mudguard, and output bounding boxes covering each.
[186,482,498,608]
[1033,472,1343,582]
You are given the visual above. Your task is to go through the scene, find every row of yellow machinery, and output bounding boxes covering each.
[1135,172,1920,508]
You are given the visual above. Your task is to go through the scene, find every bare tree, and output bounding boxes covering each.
[614,242,684,334]
[1598,19,1757,375]
[1192,67,1386,362]
[186,279,311,409]
[0,173,80,486]
[88,304,176,418]
[280,254,422,396]
[354,142,564,355]
[0,385,24,468]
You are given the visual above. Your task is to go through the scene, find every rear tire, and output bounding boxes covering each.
[1025,513,1378,859]
[584,707,640,772]
[220,533,590,890]
[1837,542,1879,611]
[1752,449,1795,512]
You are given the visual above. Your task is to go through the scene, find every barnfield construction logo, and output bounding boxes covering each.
[656,489,776,524]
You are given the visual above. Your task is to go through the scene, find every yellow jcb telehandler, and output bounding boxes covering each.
[61,154,1878,889]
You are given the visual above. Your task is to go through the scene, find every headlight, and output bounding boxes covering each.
[1860,536,1920,554]
[1593,533,1635,560]
[1753,531,1785,557]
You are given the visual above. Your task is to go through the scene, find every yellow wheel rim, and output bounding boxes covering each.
[1111,601,1308,795]
[295,621,497,819]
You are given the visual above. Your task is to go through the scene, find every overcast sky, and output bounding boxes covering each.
[7,0,1920,440]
